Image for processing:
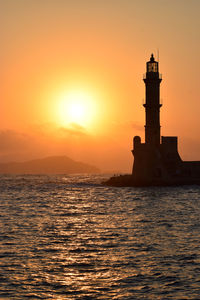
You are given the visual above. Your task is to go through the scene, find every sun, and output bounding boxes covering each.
[57,90,96,128]
[67,98,86,124]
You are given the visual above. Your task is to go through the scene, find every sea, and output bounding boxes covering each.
[0,174,200,299]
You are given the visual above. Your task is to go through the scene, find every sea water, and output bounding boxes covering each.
[0,174,200,299]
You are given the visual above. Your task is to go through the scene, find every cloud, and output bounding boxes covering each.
[0,130,30,152]
[0,124,133,171]
[59,123,88,136]
[0,125,91,163]
[111,120,143,132]
[131,122,143,132]
[0,130,38,162]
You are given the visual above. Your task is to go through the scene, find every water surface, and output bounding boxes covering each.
[0,174,200,299]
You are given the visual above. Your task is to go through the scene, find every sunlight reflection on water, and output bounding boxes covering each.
[0,174,200,299]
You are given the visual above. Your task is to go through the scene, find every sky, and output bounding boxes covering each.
[1,0,200,172]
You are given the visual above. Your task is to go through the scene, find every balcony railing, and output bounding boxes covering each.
[143,73,162,80]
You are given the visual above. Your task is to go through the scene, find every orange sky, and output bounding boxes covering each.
[1,0,200,172]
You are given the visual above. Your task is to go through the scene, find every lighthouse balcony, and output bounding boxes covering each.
[143,73,162,80]
[143,103,162,108]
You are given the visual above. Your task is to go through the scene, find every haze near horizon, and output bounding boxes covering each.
[1,0,200,172]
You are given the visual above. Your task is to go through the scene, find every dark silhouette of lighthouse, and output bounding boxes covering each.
[143,54,162,146]
[105,53,200,186]
[131,54,179,181]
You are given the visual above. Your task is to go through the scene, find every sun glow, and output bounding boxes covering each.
[56,89,97,129]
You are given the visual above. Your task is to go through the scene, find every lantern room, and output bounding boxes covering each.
[147,54,158,73]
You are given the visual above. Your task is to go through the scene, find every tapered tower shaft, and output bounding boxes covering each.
[143,54,162,146]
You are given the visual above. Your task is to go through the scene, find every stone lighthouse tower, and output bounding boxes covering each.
[105,54,200,186]
[143,54,162,146]
[131,54,164,181]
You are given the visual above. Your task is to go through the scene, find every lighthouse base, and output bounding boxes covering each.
[104,136,200,187]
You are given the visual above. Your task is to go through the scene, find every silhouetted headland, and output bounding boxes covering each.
[0,156,100,174]
[105,54,200,187]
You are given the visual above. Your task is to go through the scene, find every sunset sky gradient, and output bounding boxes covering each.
[1,0,200,171]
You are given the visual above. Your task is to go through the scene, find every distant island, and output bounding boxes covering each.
[0,156,100,174]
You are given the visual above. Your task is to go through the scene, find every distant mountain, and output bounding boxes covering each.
[0,156,100,174]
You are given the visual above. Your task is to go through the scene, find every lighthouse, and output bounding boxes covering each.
[131,53,164,180]
[105,54,200,187]
[131,54,182,182]
[143,54,162,146]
